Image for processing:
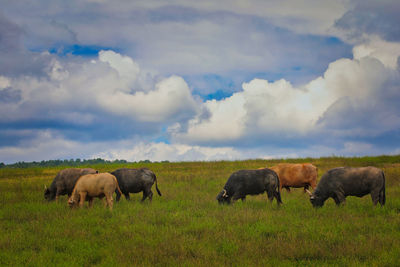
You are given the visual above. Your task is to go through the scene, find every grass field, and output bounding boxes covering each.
[1,156,400,266]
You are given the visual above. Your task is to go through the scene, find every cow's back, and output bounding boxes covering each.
[270,163,302,185]
[271,163,317,188]
[74,173,117,196]
[111,168,152,193]
[59,168,82,188]
[52,168,83,194]
[56,168,97,187]
[226,169,277,195]
[335,167,384,195]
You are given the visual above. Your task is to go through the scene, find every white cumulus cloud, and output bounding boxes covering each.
[171,37,400,146]
[0,51,199,125]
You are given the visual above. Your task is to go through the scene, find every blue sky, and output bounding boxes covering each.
[0,0,400,163]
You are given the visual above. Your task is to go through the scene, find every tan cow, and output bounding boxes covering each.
[68,173,122,210]
[269,163,318,193]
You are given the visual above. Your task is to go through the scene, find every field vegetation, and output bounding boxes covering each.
[1,156,400,266]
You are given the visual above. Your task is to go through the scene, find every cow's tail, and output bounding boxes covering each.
[153,173,162,196]
[380,171,386,206]
[274,173,283,205]
[114,176,123,196]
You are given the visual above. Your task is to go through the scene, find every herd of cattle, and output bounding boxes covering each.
[44,168,162,210]
[44,164,386,210]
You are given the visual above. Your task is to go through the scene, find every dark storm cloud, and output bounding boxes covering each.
[335,0,400,42]
[0,113,163,148]
[0,13,51,77]
[0,12,23,52]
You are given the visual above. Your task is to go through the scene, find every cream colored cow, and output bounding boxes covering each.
[68,173,122,210]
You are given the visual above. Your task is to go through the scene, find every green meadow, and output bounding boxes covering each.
[1,156,400,266]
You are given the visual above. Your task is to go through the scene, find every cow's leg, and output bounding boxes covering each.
[241,196,246,202]
[370,189,380,206]
[332,195,340,205]
[115,189,121,202]
[147,190,153,202]
[274,190,282,205]
[334,192,346,206]
[379,188,385,206]
[285,187,291,193]
[79,192,87,208]
[55,188,62,203]
[88,197,94,208]
[141,191,148,202]
[101,197,107,207]
[105,194,113,210]
[142,189,153,202]
[231,192,243,203]
[124,193,130,201]
[266,189,274,203]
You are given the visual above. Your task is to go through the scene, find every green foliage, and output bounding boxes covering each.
[1,156,400,266]
[2,158,129,168]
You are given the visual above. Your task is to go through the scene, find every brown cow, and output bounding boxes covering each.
[269,163,318,193]
[68,173,122,210]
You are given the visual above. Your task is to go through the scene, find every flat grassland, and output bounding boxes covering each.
[1,156,400,266]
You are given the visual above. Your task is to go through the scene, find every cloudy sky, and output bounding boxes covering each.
[1,0,400,163]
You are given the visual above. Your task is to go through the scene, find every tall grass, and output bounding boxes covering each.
[1,157,400,266]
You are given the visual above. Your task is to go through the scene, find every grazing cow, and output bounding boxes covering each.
[306,166,385,207]
[111,168,162,202]
[270,163,318,192]
[44,168,98,201]
[68,173,122,210]
[216,168,282,205]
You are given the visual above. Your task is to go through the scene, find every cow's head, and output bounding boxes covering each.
[44,186,55,201]
[67,194,79,208]
[306,189,324,207]
[216,189,230,204]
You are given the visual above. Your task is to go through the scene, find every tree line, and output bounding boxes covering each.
[0,158,130,168]
[0,158,173,168]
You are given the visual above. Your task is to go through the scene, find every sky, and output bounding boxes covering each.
[0,0,400,163]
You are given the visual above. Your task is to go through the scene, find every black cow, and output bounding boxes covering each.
[44,168,98,201]
[111,168,162,202]
[216,168,282,205]
[306,166,385,207]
